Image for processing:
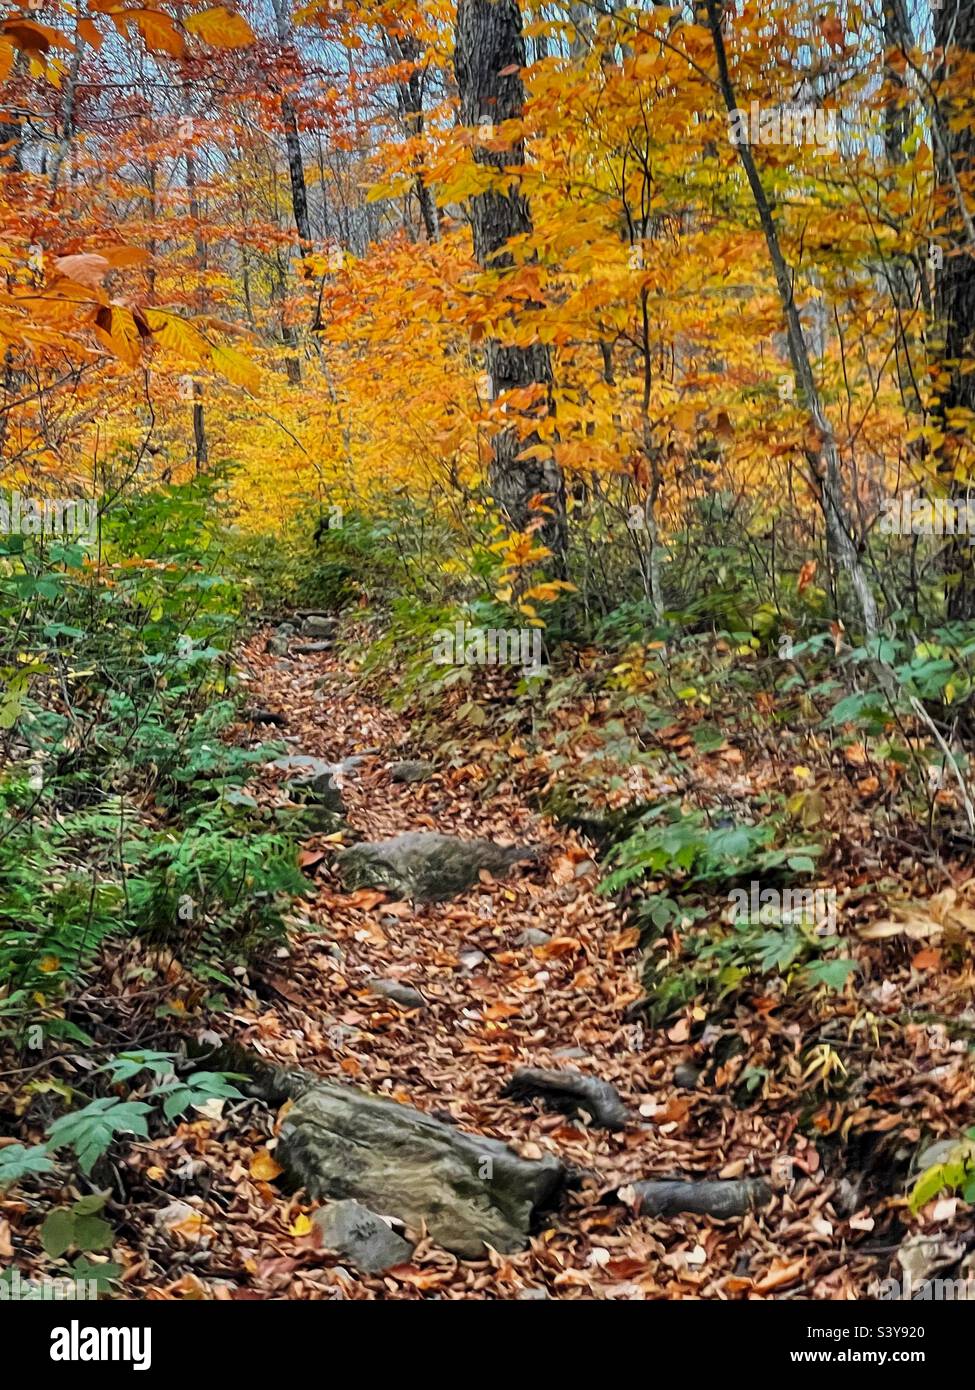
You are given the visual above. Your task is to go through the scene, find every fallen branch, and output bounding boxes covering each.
[501,1067,630,1130]
[620,1178,772,1219]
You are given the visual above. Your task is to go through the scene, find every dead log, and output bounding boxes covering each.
[624,1178,772,1219]
[501,1067,630,1130]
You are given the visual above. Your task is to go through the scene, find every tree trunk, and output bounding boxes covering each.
[705,0,878,641]
[272,0,312,364]
[384,31,440,242]
[454,0,568,564]
[184,88,208,471]
[934,0,975,619]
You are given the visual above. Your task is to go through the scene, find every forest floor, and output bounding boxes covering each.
[6,630,975,1300]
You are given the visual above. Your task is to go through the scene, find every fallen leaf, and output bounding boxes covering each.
[249,1150,284,1182]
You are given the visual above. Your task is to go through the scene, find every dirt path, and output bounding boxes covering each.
[154,633,889,1301]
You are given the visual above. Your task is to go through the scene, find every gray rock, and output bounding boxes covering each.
[366,978,427,1011]
[339,831,536,902]
[293,641,333,655]
[276,621,297,636]
[302,615,337,638]
[314,1199,413,1273]
[298,805,347,835]
[270,754,346,814]
[278,1077,565,1258]
[674,1063,702,1090]
[265,635,291,656]
[516,1287,551,1300]
[271,754,334,777]
[388,759,436,784]
[518,928,552,948]
[292,774,345,813]
[459,950,486,972]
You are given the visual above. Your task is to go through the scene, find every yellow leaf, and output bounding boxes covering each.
[210,342,261,392]
[185,7,256,48]
[39,955,60,973]
[144,308,209,364]
[289,1213,313,1236]
[92,305,141,367]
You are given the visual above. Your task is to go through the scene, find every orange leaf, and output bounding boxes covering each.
[911,948,942,971]
[78,19,103,50]
[249,1150,284,1182]
[344,888,387,910]
[121,9,186,58]
[753,1258,805,1293]
[484,1002,521,1020]
[1,19,73,54]
[797,559,817,595]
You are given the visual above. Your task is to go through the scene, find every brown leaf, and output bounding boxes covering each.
[753,1258,805,1293]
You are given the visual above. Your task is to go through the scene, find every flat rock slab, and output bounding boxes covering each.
[269,754,348,813]
[302,615,338,638]
[388,759,436,784]
[313,1199,413,1273]
[365,977,427,1010]
[339,831,536,902]
[278,1077,565,1258]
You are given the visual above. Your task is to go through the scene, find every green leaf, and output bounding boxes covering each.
[0,1143,55,1189]
[97,1050,177,1085]
[152,1070,244,1120]
[70,1256,121,1293]
[73,1213,114,1252]
[910,1163,949,1213]
[46,1097,152,1175]
[72,1191,109,1217]
[803,957,858,992]
[41,1208,76,1258]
